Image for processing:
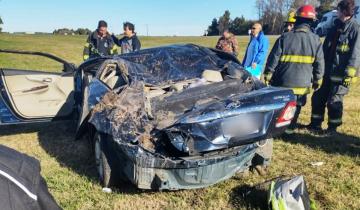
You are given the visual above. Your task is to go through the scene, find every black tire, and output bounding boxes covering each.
[93,132,117,187]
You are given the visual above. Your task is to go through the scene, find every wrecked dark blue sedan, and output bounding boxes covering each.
[0,45,296,190]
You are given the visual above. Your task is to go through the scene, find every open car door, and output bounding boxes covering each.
[0,49,76,124]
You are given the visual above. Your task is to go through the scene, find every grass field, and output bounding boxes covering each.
[0,34,359,210]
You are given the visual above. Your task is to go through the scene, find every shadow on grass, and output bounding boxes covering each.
[280,128,360,157]
[229,183,269,210]
[0,121,97,180]
[0,121,141,194]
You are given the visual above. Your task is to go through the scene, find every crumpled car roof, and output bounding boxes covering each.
[114,44,244,86]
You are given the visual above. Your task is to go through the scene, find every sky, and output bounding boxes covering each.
[0,0,258,36]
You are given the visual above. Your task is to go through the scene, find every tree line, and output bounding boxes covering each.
[0,18,91,34]
[0,17,3,32]
[53,28,91,35]
[206,0,339,35]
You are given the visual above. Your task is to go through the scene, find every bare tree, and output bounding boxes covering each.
[256,0,294,34]
[292,0,320,8]
[0,17,3,32]
[0,0,3,32]
[255,0,329,34]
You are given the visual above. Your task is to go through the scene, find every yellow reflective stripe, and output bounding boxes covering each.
[280,55,315,64]
[329,118,342,123]
[291,87,310,95]
[340,44,350,52]
[311,114,323,119]
[310,199,317,210]
[330,76,343,82]
[83,54,89,60]
[347,66,357,77]
[279,197,287,210]
[110,45,118,55]
[285,128,295,134]
[91,48,98,54]
[317,79,323,86]
[269,182,280,210]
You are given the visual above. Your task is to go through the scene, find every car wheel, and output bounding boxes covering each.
[93,132,115,187]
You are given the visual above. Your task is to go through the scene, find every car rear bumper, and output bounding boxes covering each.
[110,138,273,190]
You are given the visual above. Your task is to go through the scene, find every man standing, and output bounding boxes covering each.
[242,23,269,79]
[308,0,360,135]
[112,22,141,54]
[263,5,324,134]
[83,20,117,60]
[215,29,239,57]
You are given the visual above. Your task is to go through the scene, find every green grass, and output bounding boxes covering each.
[0,34,359,210]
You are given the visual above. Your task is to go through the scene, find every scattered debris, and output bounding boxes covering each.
[102,187,112,193]
[310,161,324,167]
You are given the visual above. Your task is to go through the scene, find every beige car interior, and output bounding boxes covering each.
[98,63,226,116]
[2,72,74,118]
[98,61,224,93]
[99,63,128,89]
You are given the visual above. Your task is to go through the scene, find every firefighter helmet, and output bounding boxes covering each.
[285,10,297,23]
[296,5,317,20]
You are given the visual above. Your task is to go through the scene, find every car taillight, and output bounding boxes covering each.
[276,101,297,127]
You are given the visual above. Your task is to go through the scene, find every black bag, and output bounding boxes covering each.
[0,145,61,210]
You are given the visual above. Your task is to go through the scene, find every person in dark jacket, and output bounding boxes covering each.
[83,20,118,60]
[263,5,325,134]
[112,22,141,54]
[242,23,269,79]
[0,145,61,210]
[308,0,360,136]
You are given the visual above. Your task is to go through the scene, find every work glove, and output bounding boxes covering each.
[263,72,272,85]
[343,67,358,87]
[343,76,352,87]
[312,80,321,91]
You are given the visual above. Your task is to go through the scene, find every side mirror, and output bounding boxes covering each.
[63,63,76,73]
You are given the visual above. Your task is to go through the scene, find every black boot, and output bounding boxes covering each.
[306,123,323,135]
[324,126,338,137]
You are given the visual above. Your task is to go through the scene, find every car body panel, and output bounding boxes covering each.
[0,45,295,190]
[84,44,295,189]
[0,50,76,124]
[104,133,273,190]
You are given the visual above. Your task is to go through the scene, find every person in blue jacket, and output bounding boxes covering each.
[242,23,269,79]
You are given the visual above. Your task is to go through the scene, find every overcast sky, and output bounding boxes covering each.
[0,0,258,36]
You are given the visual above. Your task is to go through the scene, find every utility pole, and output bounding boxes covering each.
[146,24,149,36]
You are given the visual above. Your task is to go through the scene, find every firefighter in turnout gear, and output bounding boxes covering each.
[263,5,325,134]
[283,9,296,33]
[83,20,118,60]
[308,0,360,135]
